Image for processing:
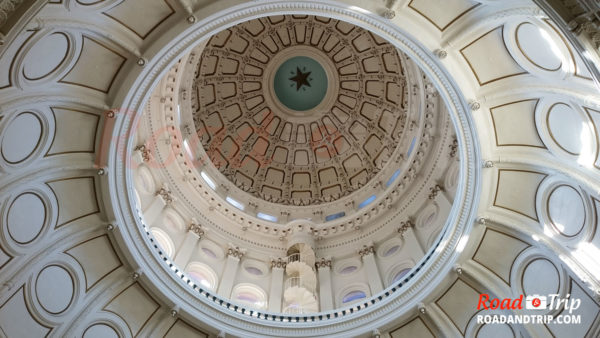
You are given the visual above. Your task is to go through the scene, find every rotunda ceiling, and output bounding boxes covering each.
[2,0,600,337]
[133,13,460,257]
[129,11,462,317]
[190,15,408,206]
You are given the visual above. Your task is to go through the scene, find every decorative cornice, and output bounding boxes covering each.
[382,9,396,19]
[358,245,375,258]
[156,183,174,204]
[449,137,458,158]
[227,244,245,259]
[397,220,414,238]
[270,257,287,269]
[315,257,332,269]
[428,185,442,200]
[135,144,152,162]
[188,218,205,238]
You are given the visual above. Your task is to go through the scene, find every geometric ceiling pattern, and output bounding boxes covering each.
[191,15,408,205]
[0,0,600,337]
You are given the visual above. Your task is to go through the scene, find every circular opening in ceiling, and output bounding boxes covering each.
[113,5,480,335]
[273,56,328,111]
[129,13,467,316]
[188,15,409,207]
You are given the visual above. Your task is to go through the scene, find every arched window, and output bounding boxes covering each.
[334,259,362,276]
[186,262,218,291]
[377,238,404,259]
[340,266,358,274]
[358,195,376,209]
[245,267,263,275]
[150,228,174,257]
[241,259,268,277]
[342,290,366,304]
[386,261,415,286]
[231,284,268,310]
[386,169,402,187]
[202,247,217,258]
[383,245,400,257]
[198,240,225,260]
[392,268,412,284]
[325,211,345,222]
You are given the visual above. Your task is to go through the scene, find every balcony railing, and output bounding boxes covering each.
[287,253,301,264]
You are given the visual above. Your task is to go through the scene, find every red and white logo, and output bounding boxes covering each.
[476,293,583,325]
[477,293,579,313]
[525,295,547,310]
[477,294,523,310]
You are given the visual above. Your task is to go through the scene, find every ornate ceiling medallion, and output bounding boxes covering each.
[191,15,409,206]
[274,56,327,111]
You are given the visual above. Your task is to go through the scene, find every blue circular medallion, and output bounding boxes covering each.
[273,56,327,111]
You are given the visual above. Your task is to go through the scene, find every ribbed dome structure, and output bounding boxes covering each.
[189,15,409,206]
[0,1,599,337]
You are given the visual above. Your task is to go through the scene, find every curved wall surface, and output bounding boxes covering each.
[0,0,600,337]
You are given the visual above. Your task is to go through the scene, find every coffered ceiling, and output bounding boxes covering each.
[0,0,599,337]
[190,15,409,206]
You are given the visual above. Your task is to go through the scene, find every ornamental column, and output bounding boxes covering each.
[397,220,425,261]
[144,184,173,226]
[315,258,333,311]
[217,244,245,298]
[173,219,203,268]
[359,244,384,294]
[268,258,286,312]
